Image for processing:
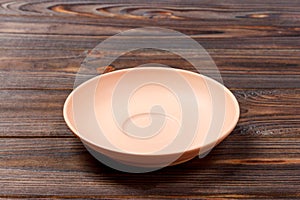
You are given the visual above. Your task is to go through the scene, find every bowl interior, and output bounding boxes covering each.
[64,67,239,156]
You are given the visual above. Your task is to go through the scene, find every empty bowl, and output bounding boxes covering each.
[63,67,239,172]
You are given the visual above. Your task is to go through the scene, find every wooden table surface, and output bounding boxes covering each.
[1,0,300,199]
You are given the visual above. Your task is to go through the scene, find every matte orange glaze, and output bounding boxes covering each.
[63,67,239,168]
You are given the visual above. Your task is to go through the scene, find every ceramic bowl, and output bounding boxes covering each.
[63,67,239,171]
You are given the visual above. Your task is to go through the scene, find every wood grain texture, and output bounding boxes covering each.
[0,0,299,199]
[0,1,299,90]
[1,138,299,198]
[0,89,299,138]
[1,48,299,89]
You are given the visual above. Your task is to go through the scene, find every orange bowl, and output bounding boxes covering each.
[63,67,239,172]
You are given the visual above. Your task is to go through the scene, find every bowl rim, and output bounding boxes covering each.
[63,67,240,157]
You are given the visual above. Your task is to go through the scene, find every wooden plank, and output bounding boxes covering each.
[0,48,299,89]
[0,34,299,50]
[0,89,299,137]
[0,1,299,29]
[0,21,299,38]
[0,137,299,198]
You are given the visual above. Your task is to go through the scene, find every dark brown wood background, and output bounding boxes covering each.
[0,0,299,199]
